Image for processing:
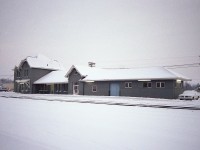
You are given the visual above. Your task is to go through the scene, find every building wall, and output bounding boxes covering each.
[68,68,82,94]
[30,68,52,93]
[82,80,182,99]
[173,80,184,99]
[14,62,31,93]
[120,80,174,99]
[14,66,18,92]
[83,81,110,96]
[14,61,52,94]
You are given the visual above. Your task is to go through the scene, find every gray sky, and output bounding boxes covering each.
[0,0,200,83]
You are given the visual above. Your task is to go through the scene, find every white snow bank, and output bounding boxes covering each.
[1,92,200,110]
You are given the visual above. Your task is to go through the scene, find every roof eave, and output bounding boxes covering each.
[81,77,192,82]
[31,67,59,71]
[34,81,68,84]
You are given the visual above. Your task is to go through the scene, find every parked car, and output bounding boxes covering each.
[0,87,8,92]
[179,90,200,100]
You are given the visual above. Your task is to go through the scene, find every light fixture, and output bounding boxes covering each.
[86,80,95,83]
[138,80,151,82]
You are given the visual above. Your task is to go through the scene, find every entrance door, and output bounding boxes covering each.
[73,84,79,95]
[110,83,120,96]
[50,84,54,94]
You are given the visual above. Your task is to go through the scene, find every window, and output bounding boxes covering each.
[125,82,132,88]
[156,82,165,88]
[17,70,21,78]
[143,82,152,88]
[21,84,24,91]
[92,85,97,92]
[59,84,62,92]
[63,84,68,92]
[24,69,29,77]
[55,84,60,92]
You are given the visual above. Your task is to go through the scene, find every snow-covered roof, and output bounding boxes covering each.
[67,65,191,81]
[66,65,102,77]
[19,54,65,70]
[34,70,68,84]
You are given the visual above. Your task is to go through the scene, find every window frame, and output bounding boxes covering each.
[63,84,68,92]
[156,82,165,88]
[143,82,152,88]
[125,82,132,88]
[23,69,29,77]
[17,70,21,78]
[92,85,97,92]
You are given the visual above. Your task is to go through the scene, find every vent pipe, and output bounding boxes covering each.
[88,62,96,67]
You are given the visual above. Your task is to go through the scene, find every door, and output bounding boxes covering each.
[73,84,79,95]
[110,83,120,96]
[50,84,54,94]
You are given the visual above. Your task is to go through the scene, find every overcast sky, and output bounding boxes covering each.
[0,0,199,83]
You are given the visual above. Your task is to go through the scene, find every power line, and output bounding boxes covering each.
[166,66,200,69]
[96,55,199,63]
[163,56,200,69]
[94,55,200,69]
[164,63,200,69]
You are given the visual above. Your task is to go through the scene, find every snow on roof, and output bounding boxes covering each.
[19,54,65,70]
[67,65,191,81]
[66,65,102,77]
[34,70,68,84]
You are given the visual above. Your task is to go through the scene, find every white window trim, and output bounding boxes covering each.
[125,82,132,88]
[156,82,165,88]
[92,85,97,92]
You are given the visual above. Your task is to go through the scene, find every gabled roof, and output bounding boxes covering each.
[19,54,65,70]
[66,65,191,81]
[65,65,102,77]
[34,70,68,84]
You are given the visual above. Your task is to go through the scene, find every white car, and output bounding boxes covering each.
[179,90,200,100]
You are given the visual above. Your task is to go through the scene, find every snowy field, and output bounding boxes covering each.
[0,93,200,150]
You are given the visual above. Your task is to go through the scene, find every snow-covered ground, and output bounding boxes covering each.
[0,92,200,150]
[1,92,200,110]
